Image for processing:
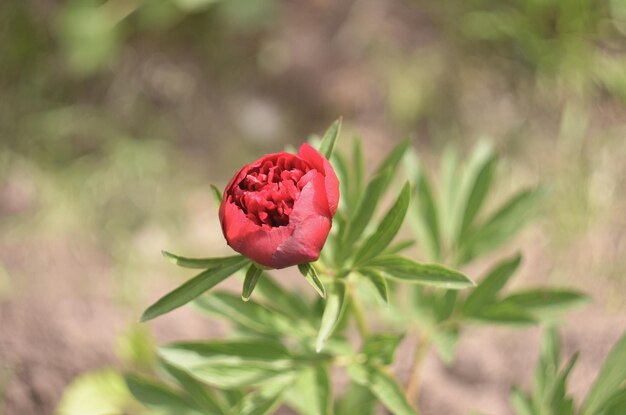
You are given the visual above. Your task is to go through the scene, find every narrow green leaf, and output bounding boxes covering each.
[434,290,457,322]
[342,169,392,248]
[211,184,223,206]
[510,387,535,415]
[353,137,365,201]
[413,166,442,261]
[347,364,418,415]
[141,257,248,322]
[374,138,411,178]
[365,256,475,289]
[160,360,227,415]
[236,374,295,415]
[195,292,303,336]
[461,186,547,263]
[362,334,403,365]
[601,388,626,415]
[298,263,326,298]
[124,374,200,413]
[162,251,245,270]
[318,118,342,159]
[254,273,313,321]
[471,301,536,325]
[316,282,347,352]
[335,382,376,415]
[341,139,411,253]
[358,269,389,303]
[462,253,522,316]
[581,331,626,415]
[459,148,497,239]
[502,289,590,317]
[158,339,293,389]
[384,239,415,255]
[242,264,262,301]
[354,182,411,265]
[287,366,332,415]
[534,327,561,402]
[331,151,352,213]
[440,145,460,243]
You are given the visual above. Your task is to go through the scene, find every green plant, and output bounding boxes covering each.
[57,121,608,414]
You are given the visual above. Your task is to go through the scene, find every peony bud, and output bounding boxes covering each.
[219,143,339,269]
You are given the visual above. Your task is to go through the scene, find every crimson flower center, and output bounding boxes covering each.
[232,155,312,227]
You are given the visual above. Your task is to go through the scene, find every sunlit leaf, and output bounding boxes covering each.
[462,253,521,316]
[362,334,403,365]
[318,118,342,159]
[471,301,536,325]
[298,263,326,298]
[581,331,626,415]
[347,364,417,415]
[158,339,293,389]
[195,292,303,336]
[236,374,295,415]
[57,369,135,415]
[287,366,332,415]
[364,256,474,289]
[124,374,201,413]
[162,251,245,270]
[160,361,227,415]
[358,269,389,303]
[354,182,411,265]
[141,257,249,322]
[501,289,590,317]
[242,264,262,301]
[316,282,347,352]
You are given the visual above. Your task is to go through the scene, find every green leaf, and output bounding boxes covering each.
[354,182,411,265]
[194,292,303,336]
[384,239,416,255]
[510,387,535,415]
[298,263,326,298]
[342,169,392,248]
[374,138,411,178]
[440,145,460,243]
[335,382,376,415]
[235,374,295,415]
[141,257,249,322]
[601,388,626,415]
[287,366,332,415]
[358,269,389,303]
[461,186,547,263]
[458,145,497,239]
[501,289,590,317]
[341,139,410,251]
[581,331,626,415]
[462,253,522,316]
[347,364,418,415]
[162,251,245,269]
[353,137,365,202]
[211,184,223,206]
[318,118,342,159]
[471,301,536,325]
[160,360,227,415]
[434,290,457,322]
[365,256,475,289]
[158,339,293,389]
[124,374,201,413]
[362,334,403,365]
[413,166,442,261]
[242,264,262,301]
[316,282,347,352]
[254,273,313,321]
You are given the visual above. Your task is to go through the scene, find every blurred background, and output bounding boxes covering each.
[1,0,626,414]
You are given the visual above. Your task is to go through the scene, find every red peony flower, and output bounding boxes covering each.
[219,143,339,269]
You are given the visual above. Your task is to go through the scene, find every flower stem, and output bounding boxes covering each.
[404,332,431,407]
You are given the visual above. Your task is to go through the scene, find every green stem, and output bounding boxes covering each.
[404,332,431,407]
